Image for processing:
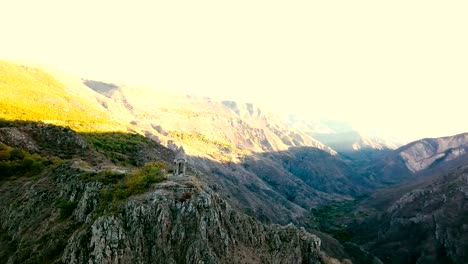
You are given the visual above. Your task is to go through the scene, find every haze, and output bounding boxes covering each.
[1,0,467,141]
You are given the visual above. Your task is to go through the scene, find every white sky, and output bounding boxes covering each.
[1,1,467,141]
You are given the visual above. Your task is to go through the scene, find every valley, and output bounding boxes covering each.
[1,61,467,263]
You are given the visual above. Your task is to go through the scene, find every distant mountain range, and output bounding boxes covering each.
[365,132,468,186]
[286,116,403,153]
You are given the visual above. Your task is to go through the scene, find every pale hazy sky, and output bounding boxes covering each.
[1,1,467,140]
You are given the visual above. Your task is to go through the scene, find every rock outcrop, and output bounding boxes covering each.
[351,165,468,263]
[0,160,328,264]
[62,189,324,264]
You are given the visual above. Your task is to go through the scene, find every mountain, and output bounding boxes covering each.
[0,61,363,225]
[298,131,468,263]
[366,133,468,185]
[7,60,468,263]
[286,116,401,153]
[0,121,347,264]
[0,61,128,132]
[81,80,364,223]
[82,80,335,157]
[350,164,468,263]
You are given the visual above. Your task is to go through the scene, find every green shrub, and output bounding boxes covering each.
[0,143,8,151]
[57,201,78,219]
[0,145,58,180]
[80,170,126,184]
[95,162,167,214]
[81,132,156,166]
[128,162,166,190]
[10,149,25,160]
[0,149,10,160]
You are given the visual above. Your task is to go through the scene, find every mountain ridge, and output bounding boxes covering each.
[0,61,360,225]
[0,121,346,264]
[364,132,468,186]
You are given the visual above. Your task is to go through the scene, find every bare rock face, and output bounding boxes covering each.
[62,189,323,264]
[398,133,468,173]
[364,133,468,186]
[0,159,329,264]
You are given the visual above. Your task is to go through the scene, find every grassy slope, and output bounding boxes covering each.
[0,61,125,132]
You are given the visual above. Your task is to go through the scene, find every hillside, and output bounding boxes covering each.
[0,61,368,225]
[0,121,347,264]
[2,60,468,263]
[81,80,366,222]
[82,80,336,159]
[350,164,468,263]
[364,133,468,186]
[0,61,127,132]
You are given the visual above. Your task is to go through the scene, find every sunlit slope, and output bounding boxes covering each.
[0,61,126,131]
[83,81,336,161]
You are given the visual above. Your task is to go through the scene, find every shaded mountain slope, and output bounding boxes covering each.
[80,80,366,222]
[366,133,468,186]
[259,147,360,196]
[351,164,468,263]
[0,121,346,264]
[180,147,357,225]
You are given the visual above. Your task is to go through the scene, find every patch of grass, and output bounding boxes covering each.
[95,162,167,214]
[80,170,126,184]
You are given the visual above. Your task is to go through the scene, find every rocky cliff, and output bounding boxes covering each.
[0,121,343,264]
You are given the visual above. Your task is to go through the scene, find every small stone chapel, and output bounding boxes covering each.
[173,151,187,176]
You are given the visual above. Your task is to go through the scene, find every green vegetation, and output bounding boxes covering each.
[309,196,369,242]
[0,143,60,179]
[57,200,78,219]
[81,132,156,166]
[0,119,32,128]
[95,162,167,214]
[0,61,124,132]
[80,170,126,184]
